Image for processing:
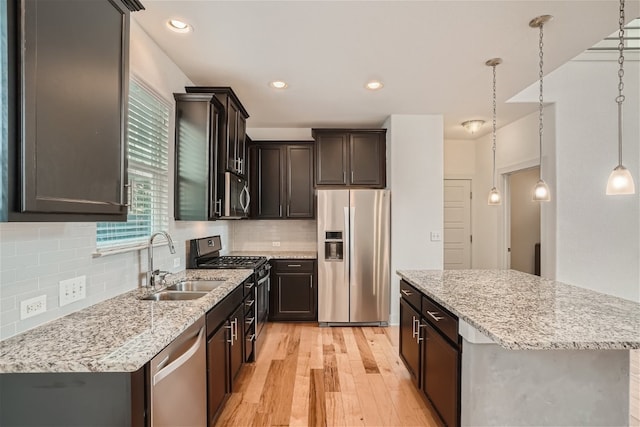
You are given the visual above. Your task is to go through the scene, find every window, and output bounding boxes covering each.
[96,78,170,250]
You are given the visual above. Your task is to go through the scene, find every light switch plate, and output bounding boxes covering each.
[59,276,86,307]
[173,257,181,268]
[430,231,442,242]
[272,241,281,247]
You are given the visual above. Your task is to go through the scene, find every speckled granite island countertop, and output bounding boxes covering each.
[230,250,317,259]
[397,269,640,350]
[0,269,252,373]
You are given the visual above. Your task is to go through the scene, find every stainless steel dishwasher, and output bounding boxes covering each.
[150,316,206,427]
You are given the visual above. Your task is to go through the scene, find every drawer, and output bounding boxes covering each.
[422,295,458,345]
[206,285,243,336]
[400,280,421,311]
[272,259,315,273]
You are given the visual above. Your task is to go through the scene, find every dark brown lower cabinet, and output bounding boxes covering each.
[399,279,461,427]
[422,319,461,427]
[399,297,421,387]
[269,259,317,321]
[207,324,229,425]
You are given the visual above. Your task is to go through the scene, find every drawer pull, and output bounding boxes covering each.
[245,317,255,325]
[245,299,255,308]
[427,311,445,322]
[411,316,418,338]
[418,324,427,342]
[401,289,413,297]
[287,264,302,268]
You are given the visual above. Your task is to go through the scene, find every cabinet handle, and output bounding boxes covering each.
[124,182,132,208]
[215,199,222,216]
[246,334,256,342]
[351,171,354,183]
[343,171,346,183]
[279,205,282,217]
[225,323,233,344]
[287,204,290,217]
[417,324,427,342]
[245,317,255,325]
[309,277,313,288]
[401,289,413,297]
[411,316,418,338]
[245,282,255,289]
[287,264,302,268]
[245,299,255,308]
[426,311,445,322]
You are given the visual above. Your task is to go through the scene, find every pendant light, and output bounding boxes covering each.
[530,15,552,202]
[486,58,502,205]
[606,0,636,195]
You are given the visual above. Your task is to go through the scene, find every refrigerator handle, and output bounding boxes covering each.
[344,206,350,292]
[349,206,355,285]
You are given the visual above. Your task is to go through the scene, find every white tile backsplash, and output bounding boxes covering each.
[231,220,317,252]
[0,220,230,340]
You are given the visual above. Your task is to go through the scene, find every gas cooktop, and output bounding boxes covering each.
[188,236,267,270]
[196,256,266,269]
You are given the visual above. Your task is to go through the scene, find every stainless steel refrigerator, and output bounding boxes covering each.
[317,189,390,325]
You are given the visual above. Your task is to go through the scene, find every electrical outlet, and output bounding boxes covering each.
[272,241,281,247]
[430,231,442,242]
[20,295,47,319]
[59,275,87,307]
[173,257,181,268]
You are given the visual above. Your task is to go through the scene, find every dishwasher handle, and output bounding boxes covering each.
[153,326,205,386]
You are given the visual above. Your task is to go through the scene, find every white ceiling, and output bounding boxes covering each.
[133,1,640,140]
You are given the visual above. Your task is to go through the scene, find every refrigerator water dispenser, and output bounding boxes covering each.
[324,231,343,260]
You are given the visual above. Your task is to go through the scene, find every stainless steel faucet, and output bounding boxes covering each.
[147,231,176,288]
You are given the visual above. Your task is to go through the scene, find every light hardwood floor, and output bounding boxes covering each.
[214,322,441,427]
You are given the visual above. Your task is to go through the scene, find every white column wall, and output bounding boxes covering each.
[386,115,443,324]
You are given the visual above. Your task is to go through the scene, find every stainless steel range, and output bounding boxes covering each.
[187,235,269,363]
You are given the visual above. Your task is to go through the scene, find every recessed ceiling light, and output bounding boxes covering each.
[269,81,288,89]
[365,80,384,90]
[167,19,191,33]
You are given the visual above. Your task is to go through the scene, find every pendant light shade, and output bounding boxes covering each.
[529,15,553,202]
[606,0,636,195]
[486,58,502,206]
[533,179,551,202]
[607,165,636,195]
[488,187,502,205]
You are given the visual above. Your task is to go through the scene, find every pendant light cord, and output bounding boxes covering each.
[538,23,545,178]
[617,0,626,166]
[492,63,497,188]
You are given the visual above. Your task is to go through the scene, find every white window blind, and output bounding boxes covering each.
[96,78,170,250]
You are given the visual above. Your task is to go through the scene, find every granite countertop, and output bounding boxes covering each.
[0,269,252,374]
[230,250,317,259]
[397,269,640,351]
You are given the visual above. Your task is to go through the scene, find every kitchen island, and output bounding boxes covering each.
[398,269,640,426]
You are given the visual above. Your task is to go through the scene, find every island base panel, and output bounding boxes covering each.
[461,339,629,426]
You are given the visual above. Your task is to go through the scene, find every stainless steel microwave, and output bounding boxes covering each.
[223,171,250,218]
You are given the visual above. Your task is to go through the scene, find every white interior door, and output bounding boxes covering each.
[443,180,472,269]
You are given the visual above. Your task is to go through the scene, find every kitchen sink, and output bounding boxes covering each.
[165,280,228,292]
[141,291,208,301]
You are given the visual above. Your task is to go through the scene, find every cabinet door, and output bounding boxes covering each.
[399,298,421,387]
[237,114,247,176]
[229,304,244,388]
[270,272,317,321]
[18,0,129,217]
[207,325,229,425]
[424,322,460,427]
[315,133,348,186]
[349,132,386,187]
[226,102,239,173]
[252,145,284,218]
[286,145,314,218]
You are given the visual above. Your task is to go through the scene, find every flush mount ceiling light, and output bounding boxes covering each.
[365,80,384,90]
[269,80,288,89]
[530,14,553,202]
[486,58,503,206]
[167,19,191,33]
[461,120,485,134]
[606,0,636,195]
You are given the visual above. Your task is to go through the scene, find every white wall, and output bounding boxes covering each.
[0,19,232,340]
[444,139,475,178]
[386,115,443,324]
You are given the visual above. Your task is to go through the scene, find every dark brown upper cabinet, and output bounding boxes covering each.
[174,93,224,221]
[312,129,387,188]
[185,87,249,178]
[249,142,315,219]
[2,0,143,221]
